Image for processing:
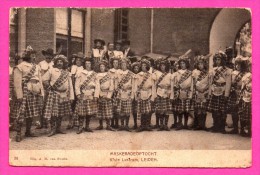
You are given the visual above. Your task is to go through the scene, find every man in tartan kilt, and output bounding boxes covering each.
[131,61,141,130]
[170,61,180,129]
[226,56,248,134]
[37,48,55,129]
[135,59,156,132]
[109,57,120,129]
[13,46,44,142]
[208,51,232,133]
[238,58,251,137]
[95,60,115,131]
[174,53,194,130]
[114,58,135,131]
[74,57,99,134]
[192,55,210,130]
[42,55,74,137]
[154,58,173,131]
[67,52,84,130]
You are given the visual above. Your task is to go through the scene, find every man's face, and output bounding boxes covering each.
[56,60,64,69]
[141,63,147,72]
[198,62,204,71]
[115,44,121,51]
[180,61,186,70]
[160,64,166,72]
[108,44,114,51]
[133,66,139,74]
[123,44,129,50]
[30,53,36,63]
[215,57,222,66]
[75,58,82,67]
[100,64,106,72]
[96,42,102,49]
[45,54,53,63]
[121,62,127,70]
[113,60,119,69]
[85,61,91,70]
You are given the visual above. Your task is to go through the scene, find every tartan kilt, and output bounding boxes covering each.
[75,99,98,116]
[175,98,193,113]
[155,96,172,114]
[172,99,179,112]
[44,92,72,120]
[207,95,226,113]
[194,101,207,112]
[226,91,239,113]
[137,98,152,115]
[115,98,132,116]
[11,92,43,120]
[97,98,113,119]
[239,101,251,123]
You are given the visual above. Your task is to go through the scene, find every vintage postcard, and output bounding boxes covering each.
[7,7,253,168]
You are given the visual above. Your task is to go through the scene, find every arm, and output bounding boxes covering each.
[74,74,81,96]
[170,74,175,100]
[38,67,45,97]
[94,77,100,98]
[107,77,114,99]
[151,78,156,101]
[13,67,23,99]
[68,76,74,100]
[208,70,213,96]
[224,69,232,97]
[189,76,194,99]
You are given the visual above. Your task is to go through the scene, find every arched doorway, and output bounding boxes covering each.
[209,8,251,68]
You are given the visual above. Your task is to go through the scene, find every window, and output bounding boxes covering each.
[114,8,129,42]
[55,8,85,60]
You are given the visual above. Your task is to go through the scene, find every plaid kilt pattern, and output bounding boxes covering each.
[115,98,132,116]
[155,96,172,114]
[194,101,207,112]
[226,91,239,113]
[137,98,152,115]
[97,98,113,119]
[11,92,43,121]
[207,95,226,113]
[239,101,251,123]
[75,99,98,116]
[175,98,193,112]
[172,99,179,112]
[44,91,72,120]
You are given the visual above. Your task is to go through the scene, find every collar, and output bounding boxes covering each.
[22,61,33,67]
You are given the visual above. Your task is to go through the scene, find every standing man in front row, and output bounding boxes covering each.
[42,55,74,137]
[13,46,44,142]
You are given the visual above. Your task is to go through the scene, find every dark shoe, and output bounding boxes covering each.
[25,132,38,137]
[95,125,103,130]
[164,125,170,131]
[85,127,93,132]
[118,126,125,131]
[125,126,131,132]
[145,126,153,131]
[157,126,164,131]
[151,125,159,129]
[131,125,138,130]
[170,123,177,129]
[193,126,203,131]
[226,129,238,134]
[15,135,21,142]
[106,126,115,131]
[77,128,83,134]
[48,130,56,137]
[136,127,144,132]
[175,123,183,131]
[56,129,66,134]
[66,124,73,130]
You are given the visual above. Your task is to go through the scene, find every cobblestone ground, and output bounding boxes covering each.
[9,113,251,150]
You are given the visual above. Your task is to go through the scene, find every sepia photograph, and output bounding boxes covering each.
[8,7,252,167]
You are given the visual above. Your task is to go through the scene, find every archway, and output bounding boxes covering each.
[209,8,251,68]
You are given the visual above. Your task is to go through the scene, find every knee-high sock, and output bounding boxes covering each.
[184,112,189,127]
[165,115,169,125]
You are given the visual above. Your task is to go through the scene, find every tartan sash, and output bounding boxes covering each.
[80,72,97,92]
[156,72,167,88]
[137,72,150,95]
[99,73,110,85]
[197,71,208,82]
[178,70,191,85]
[47,70,69,91]
[114,71,132,98]
[16,64,37,120]
[234,72,244,84]
[213,67,226,82]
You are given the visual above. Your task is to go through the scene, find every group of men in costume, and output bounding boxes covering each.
[11,39,252,143]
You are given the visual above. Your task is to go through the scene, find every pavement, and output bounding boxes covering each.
[9,113,251,150]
